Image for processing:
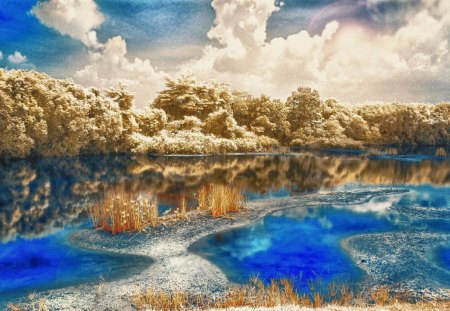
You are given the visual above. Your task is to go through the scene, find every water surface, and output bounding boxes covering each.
[1,148,450,302]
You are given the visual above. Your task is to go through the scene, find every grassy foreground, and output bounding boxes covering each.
[130,277,449,311]
[8,278,449,311]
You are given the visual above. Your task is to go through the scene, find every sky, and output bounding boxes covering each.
[1,0,449,107]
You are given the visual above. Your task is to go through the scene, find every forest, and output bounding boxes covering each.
[1,69,449,159]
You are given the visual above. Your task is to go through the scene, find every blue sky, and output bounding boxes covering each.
[0,0,448,105]
[1,0,412,73]
[0,0,84,73]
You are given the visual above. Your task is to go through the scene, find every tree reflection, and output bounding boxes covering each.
[1,151,449,240]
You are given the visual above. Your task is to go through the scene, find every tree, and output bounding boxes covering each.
[153,76,234,121]
[286,87,324,132]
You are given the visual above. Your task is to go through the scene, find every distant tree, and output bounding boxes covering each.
[286,87,324,132]
[153,76,234,121]
[232,95,290,143]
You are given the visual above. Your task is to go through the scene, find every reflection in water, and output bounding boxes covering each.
[1,151,450,240]
[0,150,450,300]
[191,185,450,290]
[191,206,395,287]
[0,224,151,302]
[331,194,404,214]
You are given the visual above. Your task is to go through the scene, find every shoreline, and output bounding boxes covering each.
[6,187,450,310]
[1,145,449,164]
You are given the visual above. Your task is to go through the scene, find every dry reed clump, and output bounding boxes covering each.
[196,184,244,217]
[87,191,158,235]
[130,288,193,311]
[130,277,444,310]
[87,185,244,235]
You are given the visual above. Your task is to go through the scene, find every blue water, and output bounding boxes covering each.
[191,206,395,288]
[191,183,450,289]
[0,224,150,302]
[437,247,450,271]
[1,150,450,302]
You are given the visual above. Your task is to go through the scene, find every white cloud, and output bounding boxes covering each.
[32,0,450,105]
[32,0,166,107]
[74,36,165,106]
[8,51,27,64]
[32,0,104,48]
[178,0,450,103]
[333,194,403,214]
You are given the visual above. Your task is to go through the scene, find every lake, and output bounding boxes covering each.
[1,148,449,304]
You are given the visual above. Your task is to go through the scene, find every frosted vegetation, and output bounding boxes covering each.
[1,69,449,159]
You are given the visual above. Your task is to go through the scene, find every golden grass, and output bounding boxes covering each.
[87,184,245,235]
[370,286,390,305]
[8,292,49,311]
[131,288,191,311]
[130,277,449,310]
[87,191,158,235]
[196,184,244,217]
[176,195,188,221]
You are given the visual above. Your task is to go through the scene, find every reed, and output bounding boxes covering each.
[87,191,158,235]
[370,286,390,305]
[130,276,442,310]
[131,277,314,310]
[8,293,48,311]
[196,184,244,217]
[88,185,244,235]
[178,195,188,220]
[130,288,191,311]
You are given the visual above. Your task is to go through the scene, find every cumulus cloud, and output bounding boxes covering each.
[31,0,450,105]
[32,0,104,48]
[74,36,165,106]
[32,0,166,107]
[178,0,450,103]
[8,51,27,64]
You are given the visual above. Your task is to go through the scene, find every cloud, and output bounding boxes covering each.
[178,0,450,103]
[74,36,165,106]
[31,0,166,106]
[32,0,104,48]
[8,51,27,64]
[366,0,421,25]
[179,0,338,98]
[333,194,403,214]
[31,0,450,105]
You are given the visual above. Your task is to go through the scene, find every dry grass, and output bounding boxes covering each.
[87,184,245,235]
[176,195,188,221]
[370,286,389,305]
[197,184,244,217]
[87,191,159,235]
[130,288,192,311]
[130,277,449,310]
[8,292,49,311]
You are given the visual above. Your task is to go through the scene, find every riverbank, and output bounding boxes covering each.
[211,304,450,311]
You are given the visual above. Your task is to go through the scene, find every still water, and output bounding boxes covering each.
[1,148,450,302]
